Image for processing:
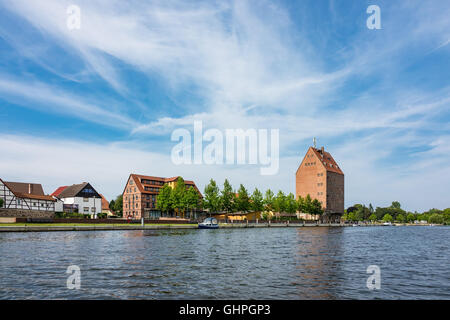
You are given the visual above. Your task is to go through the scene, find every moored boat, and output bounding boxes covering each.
[198,217,219,229]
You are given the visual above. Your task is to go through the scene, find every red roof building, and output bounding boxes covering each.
[296,146,344,217]
[122,173,202,219]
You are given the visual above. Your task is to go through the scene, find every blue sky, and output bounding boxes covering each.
[0,0,449,211]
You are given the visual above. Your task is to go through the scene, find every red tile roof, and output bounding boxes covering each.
[51,186,68,197]
[310,147,344,175]
[100,194,110,210]
[125,174,202,197]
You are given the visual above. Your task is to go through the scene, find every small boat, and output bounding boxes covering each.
[198,217,219,229]
[383,222,392,226]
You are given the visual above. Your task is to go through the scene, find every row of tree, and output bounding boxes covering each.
[202,179,323,216]
[342,201,450,224]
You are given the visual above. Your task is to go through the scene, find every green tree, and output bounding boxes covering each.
[406,213,415,223]
[263,189,275,212]
[391,201,401,209]
[443,208,450,224]
[171,177,187,216]
[185,186,200,218]
[113,195,123,217]
[369,213,377,222]
[382,214,393,222]
[428,213,444,224]
[285,193,298,215]
[311,199,324,216]
[203,179,221,213]
[109,199,115,211]
[250,188,264,212]
[273,190,286,213]
[235,184,251,212]
[396,214,405,223]
[221,179,235,213]
[303,194,313,213]
[156,184,172,217]
[297,195,305,213]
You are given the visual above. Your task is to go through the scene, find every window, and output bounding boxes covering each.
[83,197,89,202]
[129,180,134,185]
[91,207,96,212]
[83,207,89,213]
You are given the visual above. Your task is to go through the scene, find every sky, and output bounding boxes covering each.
[0,0,449,212]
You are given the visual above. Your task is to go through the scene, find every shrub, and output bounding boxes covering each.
[97,212,108,219]
[428,213,444,224]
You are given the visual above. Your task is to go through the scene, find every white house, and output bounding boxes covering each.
[51,182,102,218]
[0,178,56,212]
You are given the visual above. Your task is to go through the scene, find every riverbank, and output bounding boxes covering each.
[0,222,442,232]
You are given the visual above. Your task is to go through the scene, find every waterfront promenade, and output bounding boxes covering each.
[0,222,438,232]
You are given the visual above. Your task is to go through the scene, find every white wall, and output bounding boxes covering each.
[1,180,55,211]
[61,196,102,216]
[54,199,64,212]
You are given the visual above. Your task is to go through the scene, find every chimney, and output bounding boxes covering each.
[321,146,324,154]
[28,183,32,194]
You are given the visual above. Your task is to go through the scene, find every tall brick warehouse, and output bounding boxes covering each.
[296,145,344,220]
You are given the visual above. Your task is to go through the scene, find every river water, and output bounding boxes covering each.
[0,226,449,299]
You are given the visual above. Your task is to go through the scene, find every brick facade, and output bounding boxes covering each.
[122,174,202,220]
[296,146,344,215]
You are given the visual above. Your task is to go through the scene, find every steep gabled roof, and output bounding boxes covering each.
[55,182,100,198]
[51,186,67,197]
[311,147,344,175]
[296,146,344,175]
[2,179,55,201]
[4,181,45,196]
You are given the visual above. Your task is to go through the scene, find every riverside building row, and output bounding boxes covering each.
[1,144,344,220]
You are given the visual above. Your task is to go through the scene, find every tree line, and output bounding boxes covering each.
[193,178,323,218]
[342,201,450,224]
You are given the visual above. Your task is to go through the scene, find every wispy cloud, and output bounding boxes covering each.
[0,75,138,129]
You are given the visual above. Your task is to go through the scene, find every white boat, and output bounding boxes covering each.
[198,217,219,229]
[383,222,392,226]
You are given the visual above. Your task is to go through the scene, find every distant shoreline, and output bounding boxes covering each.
[0,222,445,233]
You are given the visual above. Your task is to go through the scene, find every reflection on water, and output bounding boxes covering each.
[293,227,344,299]
[0,226,449,299]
